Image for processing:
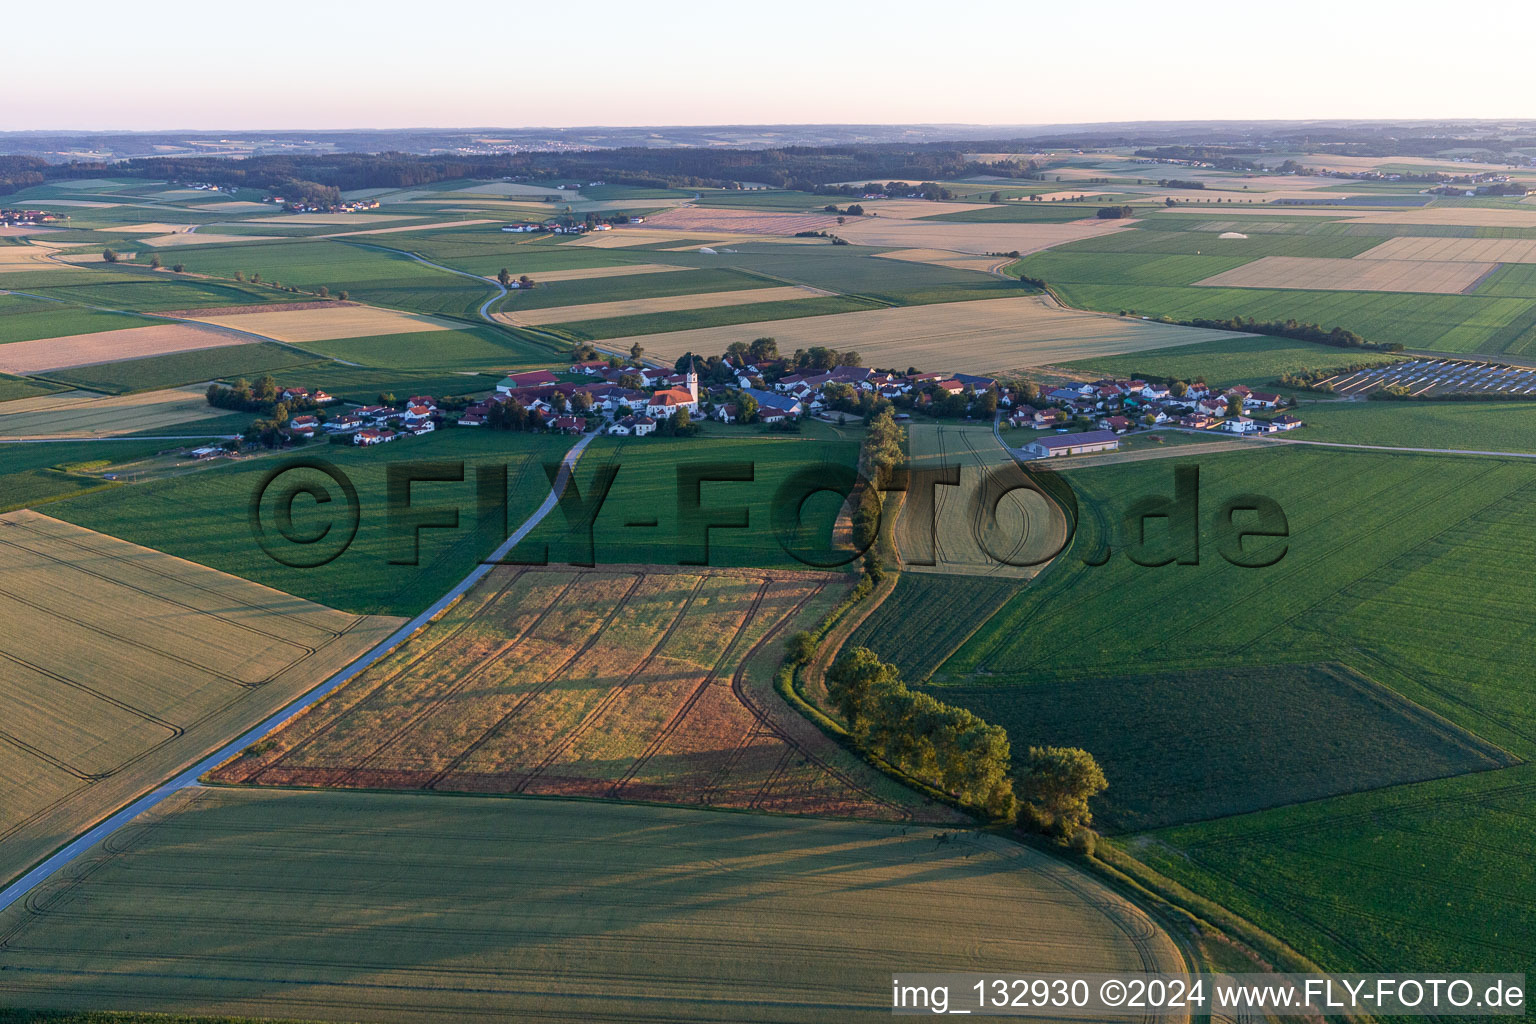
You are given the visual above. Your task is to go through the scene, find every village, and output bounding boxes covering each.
[194,343,1304,463]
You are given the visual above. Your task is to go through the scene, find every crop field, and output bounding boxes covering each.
[494,262,694,284]
[873,248,1008,273]
[0,372,69,403]
[1135,763,1536,977]
[0,386,218,438]
[1296,398,1536,453]
[0,244,71,274]
[834,216,1131,255]
[920,445,1536,974]
[0,509,402,887]
[495,266,769,312]
[1061,333,1402,385]
[293,325,549,373]
[38,342,321,395]
[1194,256,1496,294]
[213,564,950,820]
[635,206,843,235]
[0,323,250,375]
[45,430,572,616]
[0,438,181,514]
[140,231,285,247]
[181,304,457,343]
[896,424,1066,578]
[0,787,1181,1024]
[1345,206,1536,228]
[501,284,834,326]
[846,574,1019,682]
[612,295,1255,373]
[545,295,874,342]
[1357,235,1536,263]
[944,663,1508,833]
[1022,238,1536,356]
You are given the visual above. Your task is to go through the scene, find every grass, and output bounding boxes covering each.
[500,266,773,312]
[50,429,573,617]
[1062,334,1402,387]
[0,509,399,889]
[0,439,177,512]
[0,786,1179,1023]
[292,325,550,373]
[510,422,861,570]
[0,373,69,403]
[929,203,1140,223]
[547,295,879,341]
[211,564,933,819]
[36,343,323,395]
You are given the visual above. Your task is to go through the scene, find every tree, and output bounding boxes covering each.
[1170,380,1188,398]
[571,391,592,414]
[1019,746,1107,836]
[102,248,120,263]
[497,268,512,287]
[338,290,349,301]
[317,286,329,299]
[846,203,864,216]
[171,263,185,274]
[629,342,645,361]
[518,275,534,289]
[733,389,758,423]
[748,336,778,363]
[785,630,817,666]
[149,254,161,269]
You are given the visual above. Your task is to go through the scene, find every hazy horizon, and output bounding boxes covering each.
[7,0,1530,133]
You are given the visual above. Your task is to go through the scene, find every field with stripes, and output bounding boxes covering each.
[213,564,953,822]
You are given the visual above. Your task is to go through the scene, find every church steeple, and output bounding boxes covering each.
[685,356,699,401]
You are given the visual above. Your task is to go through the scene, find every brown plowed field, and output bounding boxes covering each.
[213,565,958,822]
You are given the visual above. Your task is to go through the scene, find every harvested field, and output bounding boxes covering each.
[0,322,247,374]
[141,232,284,247]
[98,222,196,234]
[213,564,954,822]
[897,423,1068,579]
[0,226,58,237]
[0,510,402,887]
[491,262,694,284]
[873,248,1008,273]
[1356,236,1536,264]
[834,215,1132,255]
[0,245,68,274]
[196,201,271,211]
[635,206,842,235]
[0,786,1184,1023]
[183,304,456,342]
[1193,255,1495,294]
[320,218,497,237]
[1343,207,1536,228]
[1027,190,1113,202]
[253,213,424,226]
[0,385,217,438]
[153,300,356,317]
[612,295,1254,373]
[858,200,999,218]
[500,284,834,326]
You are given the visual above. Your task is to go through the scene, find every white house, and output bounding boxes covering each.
[607,414,656,437]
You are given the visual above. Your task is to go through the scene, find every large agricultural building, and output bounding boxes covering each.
[1019,429,1121,458]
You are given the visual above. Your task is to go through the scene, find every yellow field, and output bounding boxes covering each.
[873,248,1007,273]
[1025,190,1113,202]
[857,199,1000,218]
[1356,236,1536,263]
[1344,207,1536,228]
[143,232,284,247]
[0,386,217,438]
[184,305,457,342]
[1153,208,1354,219]
[608,295,1252,373]
[899,424,1067,579]
[0,510,403,887]
[320,218,497,237]
[834,216,1132,255]
[0,245,68,274]
[99,223,197,234]
[0,323,246,374]
[500,285,833,326]
[0,787,1184,1024]
[1195,255,1493,294]
[636,206,841,235]
[491,262,694,284]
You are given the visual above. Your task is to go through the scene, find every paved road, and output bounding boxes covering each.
[0,431,594,915]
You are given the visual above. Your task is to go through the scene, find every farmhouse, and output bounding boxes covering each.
[498,370,560,392]
[1021,430,1121,459]
[608,414,656,437]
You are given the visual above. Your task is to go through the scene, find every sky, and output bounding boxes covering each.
[4,0,1529,131]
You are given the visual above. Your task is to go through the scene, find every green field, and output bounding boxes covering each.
[510,422,861,570]
[846,574,1020,681]
[38,343,323,394]
[0,786,1179,1024]
[0,373,69,403]
[50,429,572,616]
[548,295,878,341]
[0,439,180,512]
[1063,334,1402,387]
[933,444,1536,977]
[1023,220,1536,355]
[1295,398,1536,453]
[292,325,550,373]
[929,203,1139,224]
[500,266,777,312]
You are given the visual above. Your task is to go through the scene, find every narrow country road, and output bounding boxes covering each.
[0,431,595,915]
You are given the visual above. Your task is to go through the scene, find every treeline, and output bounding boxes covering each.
[0,155,48,194]
[851,408,902,557]
[1180,316,1404,352]
[6,146,1039,196]
[206,376,319,414]
[1096,205,1134,219]
[1277,362,1392,391]
[1135,146,1260,170]
[1158,178,1206,190]
[826,648,1016,818]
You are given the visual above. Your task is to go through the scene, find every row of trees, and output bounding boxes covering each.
[206,376,316,414]
[823,648,1110,835]
[1180,316,1404,352]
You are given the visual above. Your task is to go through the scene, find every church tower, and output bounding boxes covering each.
[685,357,699,402]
